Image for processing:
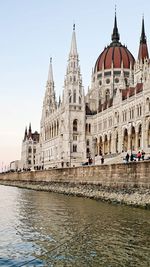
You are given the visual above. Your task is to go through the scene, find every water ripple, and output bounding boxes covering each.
[0,185,150,266]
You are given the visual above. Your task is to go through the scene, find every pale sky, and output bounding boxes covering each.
[0,0,150,170]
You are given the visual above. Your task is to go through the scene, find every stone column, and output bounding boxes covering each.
[97,142,100,155]
[128,134,131,152]
[111,132,116,154]
[102,136,105,155]
[108,136,110,153]
[135,132,138,152]
[145,130,148,150]
[142,121,145,150]
[119,134,124,153]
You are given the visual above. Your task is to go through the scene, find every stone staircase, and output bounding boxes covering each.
[95,153,123,165]
[95,152,150,165]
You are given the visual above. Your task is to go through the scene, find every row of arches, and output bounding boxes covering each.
[92,121,150,155]
[45,120,59,140]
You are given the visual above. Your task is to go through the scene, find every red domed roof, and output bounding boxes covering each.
[95,44,135,72]
[94,14,135,72]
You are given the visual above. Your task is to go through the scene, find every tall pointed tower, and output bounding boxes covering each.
[138,17,149,62]
[23,126,27,141]
[63,24,84,106]
[135,17,149,84]
[41,58,56,124]
[28,123,32,138]
[62,24,86,165]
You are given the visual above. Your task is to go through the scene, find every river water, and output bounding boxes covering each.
[0,185,150,267]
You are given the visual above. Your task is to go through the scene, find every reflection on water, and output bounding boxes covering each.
[0,185,150,266]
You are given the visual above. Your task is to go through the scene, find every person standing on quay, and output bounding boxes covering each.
[126,153,129,163]
[101,155,104,164]
[137,151,141,161]
[130,153,134,162]
[141,150,145,160]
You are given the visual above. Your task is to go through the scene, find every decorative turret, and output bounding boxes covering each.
[69,24,78,56]
[111,11,120,44]
[43,57,57,116]
[63,24,84,105]
[23,126,27,141]
[28,123,32,138]
[138,17,149,62]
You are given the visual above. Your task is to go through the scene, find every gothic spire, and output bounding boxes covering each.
[24,126,27,141]
[140,16,146,44]
[28,123,32,138]
[111,10,120,43]
[48,57,54,83]
[43,57,57,113]
[29,122,31,132]
[29,122,32,133]
[138,16,149,62]
[69,24,78,56]
[63,25,84,106]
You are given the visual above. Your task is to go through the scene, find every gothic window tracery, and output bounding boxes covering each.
[146,97,150,112]
[87,139,90,146]
[69,90,72,103]
[73,90,76,103]
[28,147,32,153]
[73,144,77,152]
[73,119,78,132]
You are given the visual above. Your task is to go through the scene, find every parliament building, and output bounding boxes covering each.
[20,14,150,169]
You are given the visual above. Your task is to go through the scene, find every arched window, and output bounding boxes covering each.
[28,147,32,153]
[79,97,81,104]
[139,105,142,116]
[129,108,131,119]
[57,120,59,136]
[73,144,77,152]
[73,90,76,103]
[69,90,71,103]
[73,119,78,132]
[147,98,150,112]
[132,108,134,119]
[89,124,91,133]
[87,139,89,146]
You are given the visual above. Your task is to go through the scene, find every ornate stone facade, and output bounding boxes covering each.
[21,15,150,170]
[21,124,39,170]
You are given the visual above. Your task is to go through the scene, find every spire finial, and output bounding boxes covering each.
[138,15,149,61]
[29,122,31,132]
[140,15,146,44]
[111,8,120,43]
[48,56,54,82]
[69,24,78,56]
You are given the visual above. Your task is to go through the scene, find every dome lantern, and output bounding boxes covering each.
[94,13,135,72]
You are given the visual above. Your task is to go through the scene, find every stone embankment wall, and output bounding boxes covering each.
[0,162,150,208]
